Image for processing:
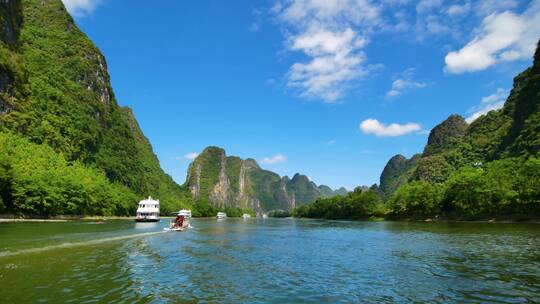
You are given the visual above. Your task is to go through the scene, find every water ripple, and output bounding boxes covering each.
[0,219,539,303]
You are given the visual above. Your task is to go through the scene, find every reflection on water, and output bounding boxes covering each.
[0,219,539,303]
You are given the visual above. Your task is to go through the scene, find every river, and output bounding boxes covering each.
[0,218,539,303]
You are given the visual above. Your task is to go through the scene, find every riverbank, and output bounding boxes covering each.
[0,218,71,223]
[294,216,540,224]
[2,215,539,223]
[0,215,136,222]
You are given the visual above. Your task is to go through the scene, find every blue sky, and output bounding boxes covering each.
[65,0,539,190]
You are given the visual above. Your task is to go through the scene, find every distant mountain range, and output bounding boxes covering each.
[185,147,347,212]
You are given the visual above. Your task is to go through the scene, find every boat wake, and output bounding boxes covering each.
[0,230,166,258]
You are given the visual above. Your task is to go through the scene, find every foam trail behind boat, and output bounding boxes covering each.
[0,230,166,258]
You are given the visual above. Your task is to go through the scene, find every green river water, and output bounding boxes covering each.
[0,219,539,303]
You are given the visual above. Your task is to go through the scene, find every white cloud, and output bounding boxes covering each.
[274,0,381,102]
[249,8,263,32]
[260,154,287,164]
[414,2,452,39]
[481,87,508,104]
[386,68,427,97]
[62,0,101,17]
[270,0,538,99]
[360,119,421,137]
[466,88,509,123]
[445,1,540,74]
[288,28,368,101]
[248,22,260,32]
[475,0,519,16]
[184,152,199,160]
[327,139,337,145]
[424,14,449,34]
[278,0,380,26]
[416,0,443,14]
[447,3,471,17]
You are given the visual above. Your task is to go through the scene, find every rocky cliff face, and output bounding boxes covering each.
[0,0,22,46]
[0,0,23,117]
[185,146,343,212]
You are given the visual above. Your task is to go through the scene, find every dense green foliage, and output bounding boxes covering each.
[268,210,292,217]
[0,131,137,216]
[223,207,257,218]
[422,114,468,156]
[296,157,540,221]
[379,154,420,197]
[388,158,540,219]
[387,181,442,218]
[0,0,191,215]
[293,187,386,220]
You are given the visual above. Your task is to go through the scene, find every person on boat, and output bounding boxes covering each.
[175,215,185,228]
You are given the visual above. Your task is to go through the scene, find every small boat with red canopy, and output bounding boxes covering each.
[164,210,191,231]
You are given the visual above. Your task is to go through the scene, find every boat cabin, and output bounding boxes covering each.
[177,209,192,219]
[135,197,160,222]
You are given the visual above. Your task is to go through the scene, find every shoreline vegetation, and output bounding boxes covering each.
[292,156,540,222]
[1,216,540,224]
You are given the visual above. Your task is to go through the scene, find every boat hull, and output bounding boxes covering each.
[163,227,186,232]
[135,218,160,222]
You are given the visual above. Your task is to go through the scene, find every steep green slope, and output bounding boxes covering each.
[411,42,540,183]
[422,115,467,156]
[384,40,540,219]
[316,40,540,221]
[287,173,320,205]
[0,0,189,214]
[186,146,343,212]
[379,154,420,198]
[413,114,469,183]
[499,42,540,157]
[0,131,136,216]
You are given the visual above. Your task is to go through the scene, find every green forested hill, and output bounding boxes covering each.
[413,43,539,183]
[381,40,540,192]
[385,40,540,219]
[186,146,344,213]
[298,40,540,220]
[0,0,189,215]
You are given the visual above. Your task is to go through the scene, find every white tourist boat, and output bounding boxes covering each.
[242,213,251,219]
[177,209,192,219]
[216,212,227,219]
[135,197,160,222]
